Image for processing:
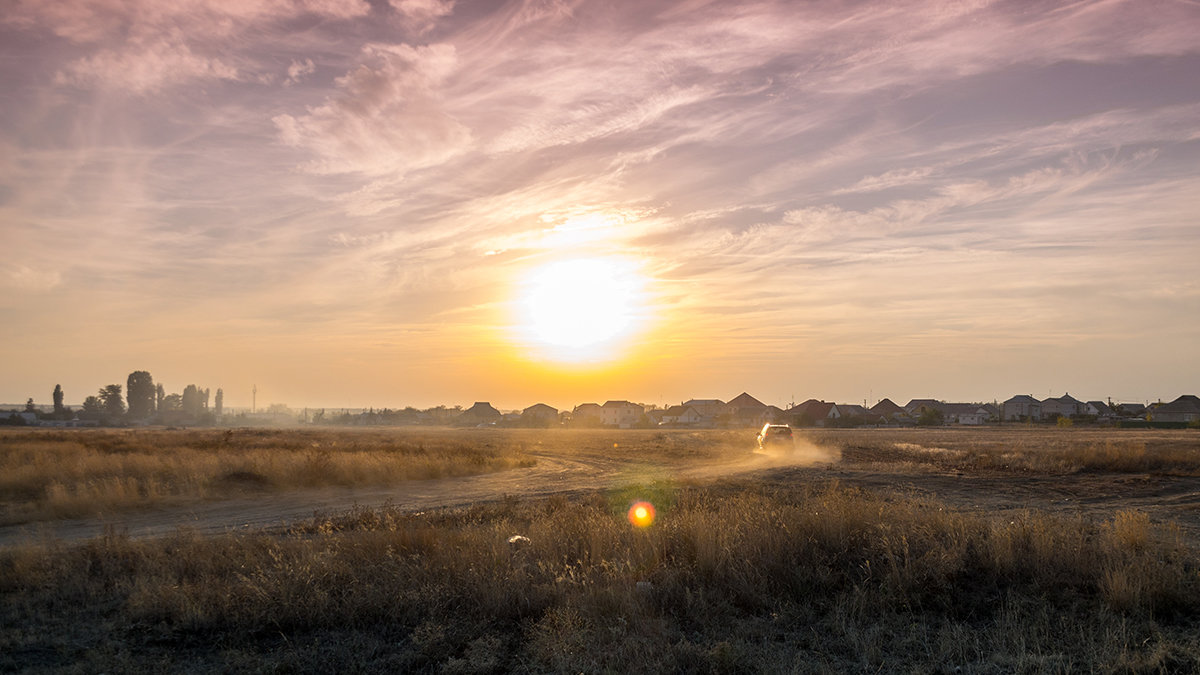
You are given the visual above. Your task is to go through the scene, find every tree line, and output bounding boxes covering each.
[4,371,224,426]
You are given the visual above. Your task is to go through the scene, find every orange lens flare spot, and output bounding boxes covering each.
[627,501,656,528]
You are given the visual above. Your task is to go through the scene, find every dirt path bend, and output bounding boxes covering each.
[3,449,1200,548]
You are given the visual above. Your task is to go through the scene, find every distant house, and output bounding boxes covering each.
[1002,395,1042,421]
[521,403,558,426]
[1152,395,1200,423]
[904,399,943,416]
[721,392,772,427]
[1085,401,1115,418]
[660,405,705,427]
[1041,393,1085,419]
[571,403,603,426]
[602,400,644,428]
[1113,402,1147,418]
[870,398,906,420]
[789,399,840,427]
[834,404,889,427]
[941,403,992,425]
[683,399,725,419]
[458,401,502,425]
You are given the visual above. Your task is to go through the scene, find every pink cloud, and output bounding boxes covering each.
[390,0,455,33]
[6,0,371,90]
[55,38,241,92]
[273,42,472,176]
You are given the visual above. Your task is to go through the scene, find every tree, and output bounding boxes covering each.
[214,388,224,416]
[126,370,156,419]
[181,384,201,417]
[25,398,35,413]
[160,393,183,412]
[53,385,64,416]
[81,395,104,419]
[156,383,165,412]
[98,384,125,418]
[916,407,945,426]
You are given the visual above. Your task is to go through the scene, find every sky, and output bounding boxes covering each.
[2,0,1199,412]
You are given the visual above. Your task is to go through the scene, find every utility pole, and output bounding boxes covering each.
[252,384,257,414]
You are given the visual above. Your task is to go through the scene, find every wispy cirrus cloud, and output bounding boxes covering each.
[273,42,471,176]
[2,0,1199,407]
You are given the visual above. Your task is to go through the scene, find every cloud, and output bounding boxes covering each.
[1,264,63,293]
[285,58,316,86]
[6,0,371,91]
[55,38,242,93]
[390,0,455,33]
[273,42,472,176]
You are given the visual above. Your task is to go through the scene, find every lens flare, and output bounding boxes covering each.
[627,501,656,528]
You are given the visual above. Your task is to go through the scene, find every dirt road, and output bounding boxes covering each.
[4,443,1199,548]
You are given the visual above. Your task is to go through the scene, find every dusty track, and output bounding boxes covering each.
[4,441,1200,547]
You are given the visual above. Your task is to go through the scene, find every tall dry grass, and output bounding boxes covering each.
[0,427,754,526]
[3,481,1197,672]
[0,428,536,524]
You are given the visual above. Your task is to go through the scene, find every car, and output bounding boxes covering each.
[756,423,793,449]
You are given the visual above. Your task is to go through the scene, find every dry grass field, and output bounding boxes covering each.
[2,426,1199,672]
[0,428,540,525]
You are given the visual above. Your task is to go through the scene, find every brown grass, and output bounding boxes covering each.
[0,428,537,524]
[0,427,760,526]
[2,481,1198,672]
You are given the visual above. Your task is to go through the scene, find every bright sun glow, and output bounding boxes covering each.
[627,501,656,528]
[516,257,648,363]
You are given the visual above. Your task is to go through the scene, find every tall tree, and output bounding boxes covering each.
[126,371,156,419]
[156,383,165,412]
[53,385,64,415]
[181,384,201,417]
[214,388,224,416]
[98,384,125,418]
[25,398,35,413]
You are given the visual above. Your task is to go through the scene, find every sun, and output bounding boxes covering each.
[515,257,648,363]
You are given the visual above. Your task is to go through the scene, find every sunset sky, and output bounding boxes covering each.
[2,0,1199,412]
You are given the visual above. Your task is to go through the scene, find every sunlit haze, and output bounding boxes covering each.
[2,0,1198,411]
[515,257,648,363]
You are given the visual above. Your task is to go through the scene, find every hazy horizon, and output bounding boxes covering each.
[3,0,1198,412]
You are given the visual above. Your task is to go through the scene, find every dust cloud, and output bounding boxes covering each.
[677,436,841,482]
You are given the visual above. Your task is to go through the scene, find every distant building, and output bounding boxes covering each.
[660,405,706,427]
[870,398,906,420]
[1002,395,1042,421]
[571,403,603,427]
[1113,402,1146,418]
[682,399,725,418]
[601,400,644,428]
[721,392,772,427]
[1041,393,1085,419]
[458,402,502,425]
[789,399,840,427]
[941,403,992,425]
[521,403,558,426]
[904,399,943,416]
[1153,395,1200,423]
